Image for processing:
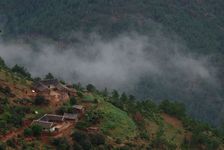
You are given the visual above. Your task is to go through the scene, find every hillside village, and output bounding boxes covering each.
[0,60,224,150]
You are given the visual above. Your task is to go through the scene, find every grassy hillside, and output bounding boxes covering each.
[0,61,223,149]
[1,0,224,127]
[97,101,137,139]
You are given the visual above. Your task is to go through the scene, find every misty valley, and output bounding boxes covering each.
[0,0,224,149]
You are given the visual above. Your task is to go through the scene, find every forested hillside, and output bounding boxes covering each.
[1,0,224,126]
[0,58,224,150]
[1,0,224,54]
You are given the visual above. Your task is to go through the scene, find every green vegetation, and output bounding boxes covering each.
[44,73,55,80]
[82,94,95,103]
[1,0,224,127]
[34,95,49,105]
[0,59,223,149]
[97,101,137,139]
[52,138,70,150]
[11,65,31,80]
[69,96,77,105]
[159,100,186,119]
[31,125,42,137]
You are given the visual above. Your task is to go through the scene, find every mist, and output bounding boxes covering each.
[0,33,218,91]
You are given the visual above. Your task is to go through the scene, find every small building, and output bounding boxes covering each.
[32,79,77,100]
[32,114,65,132]
[32,120,55,132]
[63,113,78,121]
[39,114,64,122]
[86,127,100,133]
[72,105,85,114]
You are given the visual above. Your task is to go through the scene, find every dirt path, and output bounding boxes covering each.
[161,113,183,128]
[0,121,32,142]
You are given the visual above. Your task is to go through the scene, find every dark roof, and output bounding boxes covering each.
[33,79,76,92]
[32,120,53,129]
[72,105,84,110]
[39,114,64,122]
[40,79,60,86]
[63,113,78,120]
[32,82,48,92]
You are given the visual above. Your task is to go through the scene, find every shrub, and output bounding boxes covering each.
[86,84,96,92]
[52,138,70,150]
[44,73,54,80]
[89,133,105,146]
[79,140,92,150]
[31,125,42,137]
[159,100,186,119]
[11,64,31,79]
[72,131,88,143]
[0,86,12,97]
[0,57,6,69]
[24,128,33,137]
[34,96,49,105]
[77,92,83,98]
[73,142,83,150]
[6,138,16,148]
[76,121,89,130]
[0,142,6,150]
[70,96,77,105]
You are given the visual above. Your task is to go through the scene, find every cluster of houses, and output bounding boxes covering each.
[30,79,77,104]
[32,105,85,133]
[30,79,99,134]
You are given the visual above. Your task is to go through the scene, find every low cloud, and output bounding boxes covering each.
[0,33,217,91]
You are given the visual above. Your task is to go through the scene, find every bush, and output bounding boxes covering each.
[76,121,89,130]
[0,142,6,150]
[73,142,83,150]
[72,131,88,143]
[89,133,105,146]
[34,96,49,105]
[70,96,77,105]
[31,125,42,137]
[0,86,12,97]
[44,73,54,80]
[11,64,31,79]
[52,138,70,150]
[159,100,186,119]
[6,138,16,148]
[0,57,6,68]
[86,84,96,92]
[77,92,83,98]
[79,140,92,150]
[24,128,33,137]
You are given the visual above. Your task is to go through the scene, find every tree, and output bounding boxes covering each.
[79,140,92,150]
[129,95,136,101]
[31,125,42,137]
[89,133,105,146]
[111,90,119,100]
[6,138,16,148]
[45,73,54,80]
[52,138,70,150]
[102,88,108,97]
[73,142,83,150]
[24,128,33,137]
[11,64,31,79]
[34,95,49,105]
[70,96,77,105]
[86,84,96,92]
[120,92,128,102]
[159,100,186,119]
[72,131,87,142]
[0,142,6,150]
[0,57,6,69]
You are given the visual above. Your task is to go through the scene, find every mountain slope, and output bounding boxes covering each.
[0,59,223,149]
